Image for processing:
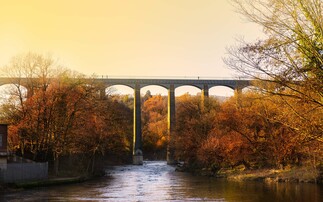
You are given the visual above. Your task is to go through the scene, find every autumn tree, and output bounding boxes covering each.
[71,97,133,174]
[1,52,134,176]
[173,94,220,167]
[142,94,168,159]
[196,90,322,171]
[1,53,67,158]
[226,0,322,148]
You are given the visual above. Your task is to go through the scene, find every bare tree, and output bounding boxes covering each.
[226,0,322,103]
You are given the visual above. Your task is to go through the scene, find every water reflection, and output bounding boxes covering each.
[1,161,322,201]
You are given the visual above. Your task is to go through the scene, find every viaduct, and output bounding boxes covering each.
[0,77,252,165]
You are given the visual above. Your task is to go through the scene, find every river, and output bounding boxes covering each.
[1,161,322,201]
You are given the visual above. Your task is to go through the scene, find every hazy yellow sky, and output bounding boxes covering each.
[0,0,263,78]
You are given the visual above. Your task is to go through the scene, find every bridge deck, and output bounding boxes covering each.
[0,77,253,90]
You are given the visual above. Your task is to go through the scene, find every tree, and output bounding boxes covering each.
[142,95,168,159]
[195,92,319,170]
[173,94,219,166]
[1,53,132,175]
[71,98,133,174]
[1,53,66,159]
[215,93,305,168]
[143,90,152,102]
[228,0,322,94]
[226,0,323,143]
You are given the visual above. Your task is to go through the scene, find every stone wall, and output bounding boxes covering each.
[0,162,48,183]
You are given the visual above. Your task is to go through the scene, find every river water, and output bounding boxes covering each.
[1,161,322,201]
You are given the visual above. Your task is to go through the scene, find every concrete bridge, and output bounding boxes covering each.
[0,77,253,165]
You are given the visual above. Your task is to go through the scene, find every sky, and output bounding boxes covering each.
[0,0,264,95]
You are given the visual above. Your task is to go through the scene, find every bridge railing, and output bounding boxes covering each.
[0,74,253,80]
[87,75,253,80]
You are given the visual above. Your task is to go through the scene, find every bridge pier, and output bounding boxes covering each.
[99,87,106,99]
[234,87,243,108]
[133,84,143,165]
[201,84,209,111]
[167,84,176,165]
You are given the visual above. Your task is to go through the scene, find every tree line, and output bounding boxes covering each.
[173,92,321,172]
[0,52,321,176]
[138,89,322,172]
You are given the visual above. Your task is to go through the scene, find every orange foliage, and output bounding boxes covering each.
[174,91,322,170]
[142,95,168,159]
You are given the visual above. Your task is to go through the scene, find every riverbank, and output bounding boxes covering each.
[0,172,109,193]
[178,164,323,184]
[4,161,321,201]
[224,166,322,183]
[0,176,86,193]
[0,157,123,192]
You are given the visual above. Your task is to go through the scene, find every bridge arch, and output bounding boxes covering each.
[175,85,201,96]
[141,85,168,96]
[209,86,235,97]
[107,84,134,96]
[0,84,28,103]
